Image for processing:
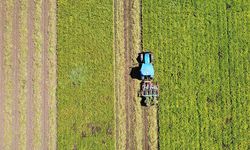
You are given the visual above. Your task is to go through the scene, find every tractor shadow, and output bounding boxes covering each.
[140,97,147,106]
[130,54,142,80]
[130,53,149,107]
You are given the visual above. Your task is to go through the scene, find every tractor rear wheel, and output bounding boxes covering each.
[140,53,144,63]
[145,98,150,107]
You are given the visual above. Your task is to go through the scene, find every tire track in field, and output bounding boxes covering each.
[11,0,20,149]
[0,0,6,148]
[27,0,35,148]
[124,0,136,148]
[41,0,49,149]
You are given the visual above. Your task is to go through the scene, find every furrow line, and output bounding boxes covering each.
[26,0,35,148]
[41,0,49,149]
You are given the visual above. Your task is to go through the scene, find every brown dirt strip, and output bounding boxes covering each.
[124,0,136,149]
[0,0,6,149]
[142,108,149,150]
[41,0,49,149]
[27,0,35,149]
[11,0,20,149]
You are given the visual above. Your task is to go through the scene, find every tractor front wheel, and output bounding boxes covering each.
[150,54,154,63]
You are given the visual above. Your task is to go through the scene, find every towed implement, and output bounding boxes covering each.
[138,51,159,106]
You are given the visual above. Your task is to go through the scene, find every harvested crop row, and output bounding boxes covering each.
[19,0,28,149]
[3,1,14,149]
[33,0,43,148]
[47,0,57,149]
[114,0,127,148]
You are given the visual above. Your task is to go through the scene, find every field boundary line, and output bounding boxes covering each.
[113,0,118,148]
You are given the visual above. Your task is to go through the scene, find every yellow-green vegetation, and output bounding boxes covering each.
[57,0,115,149]
[33,0,42,148]
[19,0,28,149]
[143,0,249,149]
[3,0,13,149]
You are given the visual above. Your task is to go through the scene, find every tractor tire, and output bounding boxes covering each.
[145,99,150,107]
[150,54,154,63]
[141,76,144,80]
[140,53,144,63]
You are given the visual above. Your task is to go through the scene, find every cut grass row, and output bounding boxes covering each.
[48,0,57,149]
[57,0,115,149]
[143,0,249,149]
[114,0,127,148]
[3,0,14,148]
[19,0,28,148]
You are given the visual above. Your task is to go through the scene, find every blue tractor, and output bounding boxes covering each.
[139,52,154,80]
[138,51,159,106]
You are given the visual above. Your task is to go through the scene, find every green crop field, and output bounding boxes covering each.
[57,0,114,149]
[143,0,249,149]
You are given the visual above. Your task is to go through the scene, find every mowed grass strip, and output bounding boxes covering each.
[33,0,43,148]
[48,0,57,149]
[114,0,127,148]
[19,0,28,148]
[143,0,249,149]
[57,0,114,149]
[3,0,14,149]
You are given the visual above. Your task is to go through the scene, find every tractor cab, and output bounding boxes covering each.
[139,52,154,80]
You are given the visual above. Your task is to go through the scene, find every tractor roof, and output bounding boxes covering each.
[144,52,151,64]
[140,63,154,76]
